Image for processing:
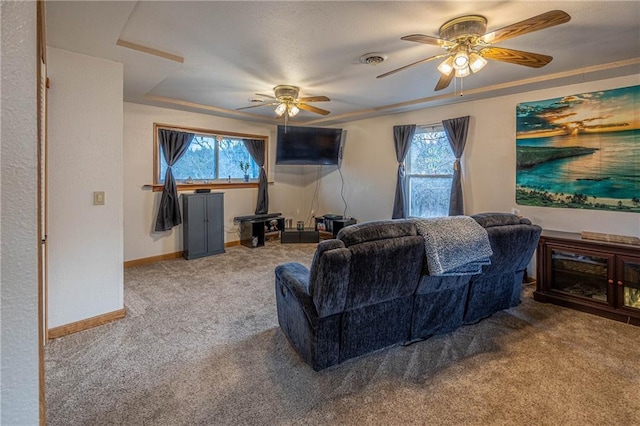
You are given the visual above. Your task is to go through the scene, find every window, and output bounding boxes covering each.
[406,126,455,218]
[153,124,267,191]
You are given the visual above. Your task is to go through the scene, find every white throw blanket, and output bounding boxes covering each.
[411,216,493,276]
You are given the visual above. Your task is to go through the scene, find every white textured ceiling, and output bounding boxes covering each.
[46,1,640,125]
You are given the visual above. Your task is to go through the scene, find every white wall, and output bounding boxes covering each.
[47,48,124,328]
[123,103,306,261]
[0,1,40,423]
[317,74,640,237]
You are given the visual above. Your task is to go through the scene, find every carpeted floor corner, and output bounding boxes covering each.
[45,243,640,425]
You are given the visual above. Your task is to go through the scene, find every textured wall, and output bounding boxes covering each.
[317,74,640,237]
[0,1,40,423]
[47,47,124,327]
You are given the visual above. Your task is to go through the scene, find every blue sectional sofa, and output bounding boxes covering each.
[275,213,542,370]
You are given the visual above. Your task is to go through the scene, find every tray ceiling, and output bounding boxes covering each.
[46,1,640,125]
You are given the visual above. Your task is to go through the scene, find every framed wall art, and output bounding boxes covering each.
[516,85,639,213]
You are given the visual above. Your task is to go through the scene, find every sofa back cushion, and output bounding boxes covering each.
[481,223,542,273]
[471,212,532,227]
[334,219,424,309]
[337,219,417,246]
[309,239,351,317]
[343,235,424,310]
[309,220,424,316]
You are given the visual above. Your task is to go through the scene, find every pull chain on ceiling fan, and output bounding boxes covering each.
[377,10,571,92]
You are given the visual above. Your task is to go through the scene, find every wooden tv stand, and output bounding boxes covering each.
[535,230,640,326]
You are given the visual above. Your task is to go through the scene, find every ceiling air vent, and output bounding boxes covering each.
[359,52,387,66]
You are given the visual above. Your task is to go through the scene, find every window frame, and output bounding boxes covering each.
[152,123,268,192]
[405,124,455,218]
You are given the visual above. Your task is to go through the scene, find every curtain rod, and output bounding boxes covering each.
[416,123,442,131]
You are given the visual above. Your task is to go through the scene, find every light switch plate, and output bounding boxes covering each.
[93,191,105,205]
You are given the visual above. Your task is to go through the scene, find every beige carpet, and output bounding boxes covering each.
[46,242,640,425]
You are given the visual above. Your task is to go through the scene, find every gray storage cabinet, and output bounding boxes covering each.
[182,193,225,259]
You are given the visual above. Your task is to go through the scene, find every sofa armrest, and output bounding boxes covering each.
[275,262,317,318]
[276,262,310,294]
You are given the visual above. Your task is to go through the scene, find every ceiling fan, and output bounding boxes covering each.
[237,85,330,118]
[377,10,571,91]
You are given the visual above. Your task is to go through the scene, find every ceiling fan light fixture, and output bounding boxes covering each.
[468,52,487,73]
[238,84,330,117]
[455,66,470,78]
[453,50,469,70]
[274,103,287,117]
[437,56,455,76]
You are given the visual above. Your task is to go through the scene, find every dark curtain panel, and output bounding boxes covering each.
[154,129,194,232]
[243,139,268,214]
[392,124,417,219]
[442,116,470,216]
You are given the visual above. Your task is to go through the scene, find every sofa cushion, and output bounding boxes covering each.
[471,212,532,227]
[344,235,423,309]
[309,239,346,288]
[337,219,417,246]
[308,239,351,318]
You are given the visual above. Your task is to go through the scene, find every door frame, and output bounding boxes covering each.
[37,0,48,423]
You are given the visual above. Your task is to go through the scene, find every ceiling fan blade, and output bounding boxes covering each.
[297,103,330,116]
[236,102,278,111]
[255,93,276,99]
[481,10,570,44]
[481,47,552,68]
[401,34,454,47]
[297,96,330,102]
[434,72,455,91]
[376,54,447,79]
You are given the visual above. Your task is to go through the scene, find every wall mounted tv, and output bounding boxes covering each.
[276,125,344,165]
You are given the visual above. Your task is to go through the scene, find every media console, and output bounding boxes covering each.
[236,213,284,248]
[535,230,640,326]
[235,213,357,248]
[315,214,357,238]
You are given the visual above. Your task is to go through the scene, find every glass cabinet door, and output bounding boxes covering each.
[618,256,640,311]
[549,247,612,303]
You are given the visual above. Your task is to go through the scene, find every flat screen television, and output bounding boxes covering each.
[276,125,344,165]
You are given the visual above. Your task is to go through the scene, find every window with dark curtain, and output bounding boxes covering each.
[154,129,194,231]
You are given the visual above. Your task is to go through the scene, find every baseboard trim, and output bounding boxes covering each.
[124,241,242,268]
[48,308,126,339]
[124,251,183,268]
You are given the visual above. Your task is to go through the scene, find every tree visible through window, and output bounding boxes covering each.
[155,125,265,186]
[406,127,455,218]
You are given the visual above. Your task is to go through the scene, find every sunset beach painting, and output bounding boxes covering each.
[516,85,639,213]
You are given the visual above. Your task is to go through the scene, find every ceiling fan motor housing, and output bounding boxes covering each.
[274,85,299,102]
[439,15,487,42]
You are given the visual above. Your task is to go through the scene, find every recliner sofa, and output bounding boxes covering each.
[275,213,542,370]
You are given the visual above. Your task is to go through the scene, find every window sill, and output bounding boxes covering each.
[151,182,258,192]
